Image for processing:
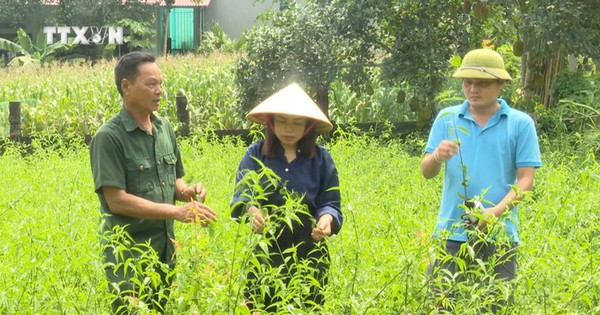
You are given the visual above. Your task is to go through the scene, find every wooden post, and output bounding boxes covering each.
[176,92,190,136]
[9,101,21,140]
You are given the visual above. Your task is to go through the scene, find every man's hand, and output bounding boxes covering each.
[311,214,333,241]
[247,206,266,234]
[433,140,460,163]
[422,140,461,179]
[175,201,217,226]
[181,182,207,203]
[476,208,497,232]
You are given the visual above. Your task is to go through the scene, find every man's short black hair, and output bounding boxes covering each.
[114,51,156,96]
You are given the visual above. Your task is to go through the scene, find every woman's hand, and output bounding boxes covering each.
[311,214,333,241]
[247,206,266,234]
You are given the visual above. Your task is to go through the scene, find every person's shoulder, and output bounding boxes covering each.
[90,118,122,151]
[431,104,462,127]
[314,144,334,161]
[245,140,264,155]
[93,114,122,137]
[315,144,329,153]
[507,106,535,124]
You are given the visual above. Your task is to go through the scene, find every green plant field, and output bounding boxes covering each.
[0,54,450,139]
[0,54,240,136]
[0,134,598,314]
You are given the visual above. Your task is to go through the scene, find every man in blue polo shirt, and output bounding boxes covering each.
[421,48,542,311]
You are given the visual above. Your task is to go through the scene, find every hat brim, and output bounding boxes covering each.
[247,112,333,133]
[453,68,512,80]
[246,83,333,133]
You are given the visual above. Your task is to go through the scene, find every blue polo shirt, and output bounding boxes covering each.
[230,141,343,234]
[425,99,542,242]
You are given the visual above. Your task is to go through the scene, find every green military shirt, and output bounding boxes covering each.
[90,108,184,267]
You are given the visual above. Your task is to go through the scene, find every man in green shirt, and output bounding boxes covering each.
[90,51,217,314]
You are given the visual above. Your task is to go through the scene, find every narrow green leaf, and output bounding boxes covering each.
[458,125,471,136]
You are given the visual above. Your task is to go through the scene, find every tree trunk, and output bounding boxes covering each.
[163,4,172,57]
[568,54,577,71]
[524,45,565,110]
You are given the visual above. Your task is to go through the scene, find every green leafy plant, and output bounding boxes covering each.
[197,23,235,55]
[112,18,156,52]
[552,70,594,106]
[0,28,73,66]
[232,158,326,313]
[102,225,175,313]
[438,111,479,210]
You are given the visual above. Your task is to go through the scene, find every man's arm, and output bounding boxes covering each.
[482,167,535,222]
[421,140,459,179]
[103,186,215,223]
[421,152,443,179]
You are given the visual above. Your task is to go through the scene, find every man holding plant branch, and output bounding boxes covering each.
[421,48,542,311]
[90,51,217,314]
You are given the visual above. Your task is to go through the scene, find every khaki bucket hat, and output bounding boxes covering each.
[453,49,512,80]
[246,83,333,133]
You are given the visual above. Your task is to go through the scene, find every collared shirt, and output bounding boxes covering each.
[231,141,343,234]
[425,99,542,242]
[90,108,184,265]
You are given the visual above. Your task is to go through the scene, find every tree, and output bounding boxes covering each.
[237,0,600,125]
[236,1,337,116]
[508,0,600,109]
[237,0,474,126]
[0,0,45,29]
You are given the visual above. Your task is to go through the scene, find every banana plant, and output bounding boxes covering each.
[0,28,73,67]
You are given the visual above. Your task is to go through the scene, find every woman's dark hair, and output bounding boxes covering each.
[114,51,156,96]
[262,115,317,159]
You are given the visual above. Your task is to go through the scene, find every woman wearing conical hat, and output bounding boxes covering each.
[230,83,342,313]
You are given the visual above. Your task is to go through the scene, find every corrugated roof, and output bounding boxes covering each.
[43,0,210,7]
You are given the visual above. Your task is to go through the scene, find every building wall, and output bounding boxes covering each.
[204,0,278,39]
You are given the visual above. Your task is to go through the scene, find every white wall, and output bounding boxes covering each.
[204,0,278,39]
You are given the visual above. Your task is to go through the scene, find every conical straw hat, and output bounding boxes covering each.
[246,83,333,133]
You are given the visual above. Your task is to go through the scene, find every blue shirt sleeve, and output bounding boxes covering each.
[515,114,542,168]
[230,143,262,219]
[314,147,343,234]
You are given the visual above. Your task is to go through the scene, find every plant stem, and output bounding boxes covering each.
[452,122,469,201]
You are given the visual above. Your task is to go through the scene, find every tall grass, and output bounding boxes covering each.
[0,134,597,314]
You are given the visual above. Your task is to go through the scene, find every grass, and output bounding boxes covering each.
[0,133,598,314]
